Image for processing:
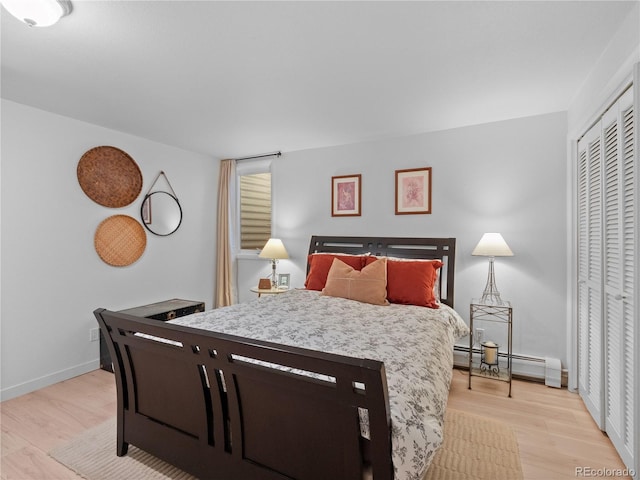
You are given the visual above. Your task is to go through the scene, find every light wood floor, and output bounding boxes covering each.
[0,368,630,479]
[450,369,630,480]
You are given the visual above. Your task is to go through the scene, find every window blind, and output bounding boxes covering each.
[239,173,272,250]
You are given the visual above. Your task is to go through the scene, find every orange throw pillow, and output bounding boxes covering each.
[321,258,389,306]
[384,258,443,308]
[305,254,365,291]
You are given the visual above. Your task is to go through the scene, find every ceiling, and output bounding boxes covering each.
[1,1,637,158]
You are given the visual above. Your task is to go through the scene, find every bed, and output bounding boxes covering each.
[94,236,468,480]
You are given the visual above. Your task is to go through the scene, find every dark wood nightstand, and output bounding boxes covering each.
[99,298,205,372]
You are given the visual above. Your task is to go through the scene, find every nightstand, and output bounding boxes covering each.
[250,287,290,298]
[468,299,513,397]
[100,298,205,372]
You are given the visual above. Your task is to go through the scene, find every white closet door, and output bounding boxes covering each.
[602,88,635,470]
[577,85,636,475]
[577,120,604,428]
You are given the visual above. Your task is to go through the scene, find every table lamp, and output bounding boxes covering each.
[1,0,73,27]
[472,233,514,305]
[259,238,289,288]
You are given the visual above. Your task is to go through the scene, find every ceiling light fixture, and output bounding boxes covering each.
[1,0,72,27]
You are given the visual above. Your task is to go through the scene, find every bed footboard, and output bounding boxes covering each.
[95,308,393,480]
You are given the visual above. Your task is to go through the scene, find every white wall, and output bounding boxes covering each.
[239,111,568,366]
[0,100,218,400]
[567,2,640,137]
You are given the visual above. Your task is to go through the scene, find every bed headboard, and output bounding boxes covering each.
[308,235,456,309]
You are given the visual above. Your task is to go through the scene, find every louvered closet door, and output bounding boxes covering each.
[602,88,635,470]
[577,84,636,475]
[577,121,604,428]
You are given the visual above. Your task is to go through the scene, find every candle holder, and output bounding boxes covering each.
[480,341,500,376]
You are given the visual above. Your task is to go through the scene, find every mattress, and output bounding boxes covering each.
[172,289,469,480]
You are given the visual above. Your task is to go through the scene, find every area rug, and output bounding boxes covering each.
[424,409,524,480]
[49,417,196,480]
[50,410,522,480]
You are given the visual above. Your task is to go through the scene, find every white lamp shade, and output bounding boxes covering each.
[1,0,72,27]
[258,238,289,260]
[472,233,514,257]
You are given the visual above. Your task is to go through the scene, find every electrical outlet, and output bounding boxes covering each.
[474,327,484,345]
[90,328,100,342]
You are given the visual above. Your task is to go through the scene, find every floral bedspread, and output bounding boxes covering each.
[171,289,469,480]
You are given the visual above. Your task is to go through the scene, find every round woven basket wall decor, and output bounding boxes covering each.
[77,146,143,208]
[94,215,147,267]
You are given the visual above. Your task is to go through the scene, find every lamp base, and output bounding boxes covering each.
[270,259,278,288]
[479,293,504,306]
[479,257,505,305]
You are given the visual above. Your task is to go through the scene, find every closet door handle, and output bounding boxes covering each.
[614,294,627,300]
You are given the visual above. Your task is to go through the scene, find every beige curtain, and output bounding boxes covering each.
[215,159,236,308]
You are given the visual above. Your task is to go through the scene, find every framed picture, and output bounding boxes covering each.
[278,273,290,289]
[395,167,432,215]
[331,174,361,216]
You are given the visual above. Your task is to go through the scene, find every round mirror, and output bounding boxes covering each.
[140,191,182,236]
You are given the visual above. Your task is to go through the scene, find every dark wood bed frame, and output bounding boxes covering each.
[95,236,456,480]
[307,236,455,308]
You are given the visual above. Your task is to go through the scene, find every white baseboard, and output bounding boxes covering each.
[0,360,99,402]
[453,346,568,386]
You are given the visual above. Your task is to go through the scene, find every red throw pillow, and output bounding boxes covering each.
[366,256,442,308]
[304,254,365,291]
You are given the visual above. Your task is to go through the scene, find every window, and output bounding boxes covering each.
[237,160,272,251]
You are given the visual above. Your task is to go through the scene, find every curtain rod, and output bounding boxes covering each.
[234,151,282,161]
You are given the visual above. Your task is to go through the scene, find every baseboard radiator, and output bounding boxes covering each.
[453,345,566,387]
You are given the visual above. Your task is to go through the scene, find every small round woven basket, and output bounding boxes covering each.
[94,215,146,267]
[78,146,143,208]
